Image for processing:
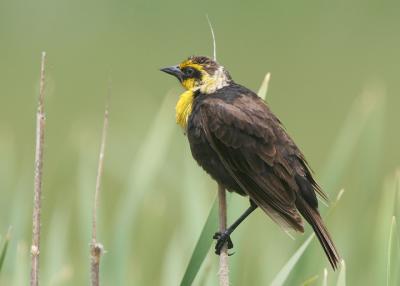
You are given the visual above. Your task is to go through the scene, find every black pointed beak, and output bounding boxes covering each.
[160,65,183,81]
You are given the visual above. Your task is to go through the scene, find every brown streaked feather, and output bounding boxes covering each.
[296,198,341,269]
[203,91,328,199]
[198,97,305,231]
[193,86,333,231]
[186,79,340,268]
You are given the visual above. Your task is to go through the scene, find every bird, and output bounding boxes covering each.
[161,55,340,269]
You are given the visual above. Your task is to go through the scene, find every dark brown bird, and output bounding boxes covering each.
[161,56,340,269]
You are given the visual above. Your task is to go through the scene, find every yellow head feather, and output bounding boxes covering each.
[174,57,229,129]
[179,60,206,90]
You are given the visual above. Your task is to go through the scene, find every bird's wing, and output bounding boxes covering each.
[198,93,322,231]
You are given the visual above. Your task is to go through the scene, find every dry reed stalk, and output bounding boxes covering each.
[217,184,229,286]
[90,92,110,286]
[30,51,47,286]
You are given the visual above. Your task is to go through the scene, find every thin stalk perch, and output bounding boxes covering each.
[217,184,229,286]
[30,51,47,286]
[90,94,110,286]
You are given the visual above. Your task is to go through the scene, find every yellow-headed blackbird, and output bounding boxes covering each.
[161,56,340,269]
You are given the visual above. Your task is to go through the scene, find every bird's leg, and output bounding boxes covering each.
[214,201,258,255]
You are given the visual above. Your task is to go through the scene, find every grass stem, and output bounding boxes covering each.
[30,51,47,286]
[90,87,110,286]
[217,184,229,286]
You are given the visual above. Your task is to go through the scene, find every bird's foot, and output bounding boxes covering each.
[213,231,234,255]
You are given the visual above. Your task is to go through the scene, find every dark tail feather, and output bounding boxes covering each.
[297,198,341,270]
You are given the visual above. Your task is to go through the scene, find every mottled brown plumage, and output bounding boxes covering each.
[161,56,340,269]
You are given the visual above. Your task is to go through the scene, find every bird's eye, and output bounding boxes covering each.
[184,67,195,76]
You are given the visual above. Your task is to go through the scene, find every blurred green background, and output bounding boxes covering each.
[0,0,399,285]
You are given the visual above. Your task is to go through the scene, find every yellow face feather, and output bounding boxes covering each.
[181,77,196,90]
[174,58,229,129]
[175,60,203,129]
[179,60,205,90]
[179,60,203,71]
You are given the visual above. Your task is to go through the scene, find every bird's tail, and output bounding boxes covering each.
[296,198,341,270]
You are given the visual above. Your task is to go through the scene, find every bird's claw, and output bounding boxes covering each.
[213,231,234,255]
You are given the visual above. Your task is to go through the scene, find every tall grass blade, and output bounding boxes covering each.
[327,189,345,215]
[336,260,346,286]
[44,210,70,285]
[387,216,399,286]
[322,268,328,286]
[76,148,98,285]
[257,73,271,100]
[160,232,186,286]
[111,94,176,283]
[161,152,209,286]
[270,234,314,286]
[270,188,345,285]
[118,94,175,221]
[13,242,29,286]
[0,227,11,273]
[394,171,400,223]
[0,235,2,273]
[300,275,319,286]
[390,172,400,283]
[320,86,383,193]
[180,199,218,286]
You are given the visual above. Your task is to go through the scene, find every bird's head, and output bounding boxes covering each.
[161,56,231,94]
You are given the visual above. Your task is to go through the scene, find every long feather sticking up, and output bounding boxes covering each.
[206,15,217,61]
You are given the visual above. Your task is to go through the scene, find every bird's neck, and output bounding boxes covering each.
[199,67,230,94]
[175,90,195,129]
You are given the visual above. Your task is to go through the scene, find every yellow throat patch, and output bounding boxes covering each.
[175,90,194,129]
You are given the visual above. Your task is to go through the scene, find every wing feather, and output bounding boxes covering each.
[198,95,308,231]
